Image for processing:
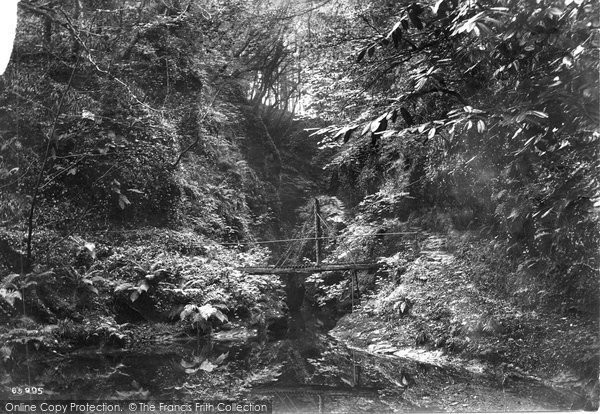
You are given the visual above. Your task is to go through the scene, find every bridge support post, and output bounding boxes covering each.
[351,271,354,311]
[353,269,360,300]
[314,198,322,266]
[350,269,360,313]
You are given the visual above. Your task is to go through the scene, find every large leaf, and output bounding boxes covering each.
[198,304,228,323]
[130,290,140,302]
[180,304,198,320]
[138,280,150,293]
[370,114,389,133]
[199,360,218,372]
[118,194,131,210]
[114,283,134,293]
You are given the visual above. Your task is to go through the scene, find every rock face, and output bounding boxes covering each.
[240,105,328,242]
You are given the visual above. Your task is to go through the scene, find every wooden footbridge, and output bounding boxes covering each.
[240,262,381,275]
[236,198,418,276]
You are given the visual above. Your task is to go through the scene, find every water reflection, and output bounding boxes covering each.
[1,310,412,411]
[0,309,569,413]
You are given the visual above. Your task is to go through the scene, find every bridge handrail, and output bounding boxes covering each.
[238,262,381,275]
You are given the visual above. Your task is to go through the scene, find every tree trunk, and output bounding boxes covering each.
[71,0,82,57]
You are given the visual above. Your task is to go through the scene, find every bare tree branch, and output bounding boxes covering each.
[26,56,80,262]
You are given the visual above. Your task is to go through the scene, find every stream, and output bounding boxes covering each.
[1,307,571,413]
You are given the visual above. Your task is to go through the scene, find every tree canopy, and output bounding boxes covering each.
[305,0,599,307]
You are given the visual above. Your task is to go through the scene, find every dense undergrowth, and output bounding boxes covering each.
[0,228,286,338]
[320,214,599,409]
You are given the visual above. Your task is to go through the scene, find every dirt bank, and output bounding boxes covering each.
[331,231,599,411]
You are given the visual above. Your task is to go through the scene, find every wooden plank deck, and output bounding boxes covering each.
[238,262,380,275]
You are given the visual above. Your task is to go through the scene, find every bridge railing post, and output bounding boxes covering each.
[314,198,322,266]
